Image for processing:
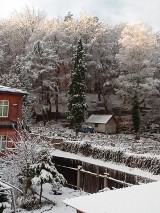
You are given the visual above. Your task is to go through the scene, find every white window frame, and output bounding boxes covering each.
[0,100,9,117]
[0,135,7,153]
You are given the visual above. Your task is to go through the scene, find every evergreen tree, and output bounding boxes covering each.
[30,152,65,204]
[67,39,87,133]
[132,92,140,140]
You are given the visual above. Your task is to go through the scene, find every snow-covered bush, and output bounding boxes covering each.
[18,195,39,211]
[29,151,66,204]
[0,189,11,213]
[62,141,160,174]
[1,131,65,208]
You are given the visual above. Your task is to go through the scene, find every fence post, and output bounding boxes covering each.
[77,166,82,190]
[96,166,99,192]
[11,189,16,213]
[104,173,109,188]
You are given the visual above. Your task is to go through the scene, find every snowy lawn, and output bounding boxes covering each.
[32,121,160,156]
[17,184,87,213]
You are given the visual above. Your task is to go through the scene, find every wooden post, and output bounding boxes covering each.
[96,166,99,192]
[11,189,16,213]
[104,173,109,188]
[77,166,82,190]
[135,175,138,185]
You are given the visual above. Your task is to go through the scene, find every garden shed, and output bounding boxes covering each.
[86,114,116,134]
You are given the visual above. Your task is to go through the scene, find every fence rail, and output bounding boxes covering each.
[53,155,155,193]
[55,163,133,193]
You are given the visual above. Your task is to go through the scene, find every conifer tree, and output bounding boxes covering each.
[132,92,140,140]
[30,152,65,204]
[67,39,87,133]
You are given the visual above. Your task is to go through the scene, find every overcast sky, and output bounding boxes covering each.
[1,0,160,31]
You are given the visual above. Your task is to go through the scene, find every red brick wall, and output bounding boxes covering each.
[0,93,23,151]
[0,128,17,147]
[0,128,18,156]
[0,93,23,122]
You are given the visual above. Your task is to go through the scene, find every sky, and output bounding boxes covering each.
[0,0,160,31]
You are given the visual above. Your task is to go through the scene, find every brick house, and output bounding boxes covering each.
[0,85,28,154]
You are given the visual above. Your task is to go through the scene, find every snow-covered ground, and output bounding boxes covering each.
[17,185,86,213]
[51,149,160,181]
[32,121,160,156]
[2,122,159,213]
[23,121,160,213]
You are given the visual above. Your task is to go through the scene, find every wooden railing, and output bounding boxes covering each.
[53,156,155,193]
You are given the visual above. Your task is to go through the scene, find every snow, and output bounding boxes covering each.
[51,149,160,181]
[27,122,160,213]
[86,114,113,124]
[63,181,160,213]
[32,122,160,177]
[0,85,28,95]
[30,122,160,156]
[17,185,86,213]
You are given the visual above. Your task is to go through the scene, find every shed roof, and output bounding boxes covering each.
[63,181,160,213]
[0,85,28,95]
[86,114,113,124]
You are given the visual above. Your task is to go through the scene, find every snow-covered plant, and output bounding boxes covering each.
[1,131,51,198]
[30,151,65,204]
[67,39,87,133]
[0,189,11,213]
[23,40,59,125]
[116,23,159,104]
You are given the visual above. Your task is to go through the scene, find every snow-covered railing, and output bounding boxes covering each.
[0,180,16,212]
[0,180,23,213]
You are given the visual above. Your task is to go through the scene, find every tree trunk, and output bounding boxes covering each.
[135,131,140,140]
[48,104,51,121]
[24,163,29,197]
[102,94,109,114]
[39,179,43,204]
[98,92,101,101]
[55,93,58,121]
[75,129,79,137]
[42,109,46,126]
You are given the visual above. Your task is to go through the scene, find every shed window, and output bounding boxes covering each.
[95,123,98,127]
[0,100,9,117]
[0,135,7,153]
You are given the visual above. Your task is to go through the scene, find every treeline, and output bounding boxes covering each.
[0,7,160,124]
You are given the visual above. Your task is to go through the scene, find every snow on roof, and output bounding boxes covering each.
[0,85,28,95]
[63,181,160,213]
[86,114,113,124]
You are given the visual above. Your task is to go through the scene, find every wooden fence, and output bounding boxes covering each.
[52,156,154,193]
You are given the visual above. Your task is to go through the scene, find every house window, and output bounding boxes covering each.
[0,135,7,153]
[95,123,98,127]
[0,100,9,117]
